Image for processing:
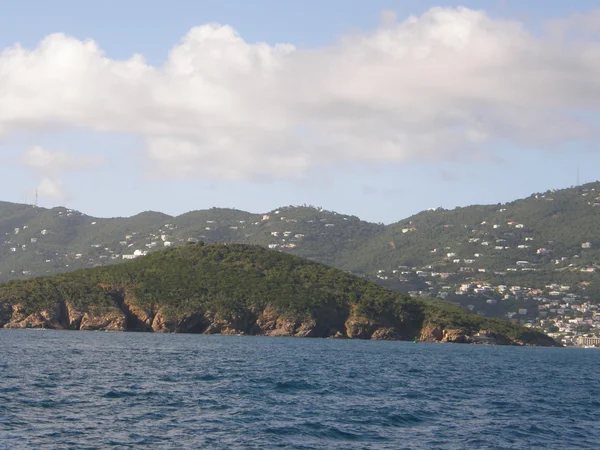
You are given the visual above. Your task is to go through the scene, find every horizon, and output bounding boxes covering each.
[8,178,598,224]
[2,1,600,223]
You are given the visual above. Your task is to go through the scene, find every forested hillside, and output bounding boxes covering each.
[1,182,600,331]
[0,242,556,346]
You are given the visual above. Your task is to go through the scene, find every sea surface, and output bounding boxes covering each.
[1,331,599,449]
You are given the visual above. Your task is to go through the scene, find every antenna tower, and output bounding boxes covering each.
[35,189,38,207]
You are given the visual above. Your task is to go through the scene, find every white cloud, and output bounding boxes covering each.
[21,145,102,173]
[19,145,101,201]
[36,176,66,201]
[1,7,600,181]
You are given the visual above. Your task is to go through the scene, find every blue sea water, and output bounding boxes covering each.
[1,331,599,449]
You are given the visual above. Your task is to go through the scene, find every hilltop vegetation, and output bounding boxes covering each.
[0,243,555,346]
[1,183,600,327]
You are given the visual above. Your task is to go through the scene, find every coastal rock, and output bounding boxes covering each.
[80,308,126,331]
[344,314,375,339]
[371,327,401,341]
[441,328,469,343]
[222,309,258,335]
[4,303,65,329]
[256,307,296,336]
[419,325,443,342]
[330,331,345,339]
[513,334,558,347]
[40,304,65,325]
[151,308,208,333]
[8,304,28,323]
[252,306,322,337]
[4,312,45,329]
[0,303,13,327]
[121,294,155,331]
[203,317,229,334]
[263,321,296,336]
[151,308,174,332]
[294,320,318,337]
[65,301,84,329]
[220,326,246,336]
[255,306,283,333]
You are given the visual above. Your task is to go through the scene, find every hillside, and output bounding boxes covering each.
[0,203,383,281]
[0,243,555,346]
[1,183,600,340]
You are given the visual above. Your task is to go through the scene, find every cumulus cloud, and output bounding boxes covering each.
[21,145,102,173]
[36,176,66,201]
[19,145,101,201]
[1,7,600,181]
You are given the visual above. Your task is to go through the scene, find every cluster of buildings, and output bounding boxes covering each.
[2,201,600,348]
[374,266,600,347]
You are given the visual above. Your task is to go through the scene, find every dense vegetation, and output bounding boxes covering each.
[0,243,555,345]
[1,182,599,316]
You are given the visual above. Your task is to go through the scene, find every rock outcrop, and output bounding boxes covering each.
[420,325,443,342]
[65,301,85,329]
[79,308,126,331]
[441,328,469,343]
[121,294,155,331]
[344,313,376,339]
[3,303,65,329]
[151,308,209,333]
[256,307,308,337]
[0,297,558,347]
[371,327,401,340]
[0,303,13,327]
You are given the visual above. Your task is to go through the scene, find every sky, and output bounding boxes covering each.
[1,0,600,224]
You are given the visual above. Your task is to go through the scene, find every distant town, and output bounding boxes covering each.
[2,183,600,347]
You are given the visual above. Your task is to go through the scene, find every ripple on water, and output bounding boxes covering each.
[102,390,139,399]
[0,330,599,449]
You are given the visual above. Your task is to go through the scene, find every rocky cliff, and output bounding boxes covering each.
[0,297,557,346]
[0,243,559,347]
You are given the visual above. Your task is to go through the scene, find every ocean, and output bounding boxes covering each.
[1,330,599,449]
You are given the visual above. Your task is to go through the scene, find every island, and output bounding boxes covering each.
[0,242,557,346]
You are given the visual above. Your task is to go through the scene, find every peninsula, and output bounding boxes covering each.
[0,242,557,346]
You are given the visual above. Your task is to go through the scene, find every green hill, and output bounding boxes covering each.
[0,242,555,346]
[1,183,600,324]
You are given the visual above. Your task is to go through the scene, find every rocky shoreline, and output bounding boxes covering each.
[0,300,556,346]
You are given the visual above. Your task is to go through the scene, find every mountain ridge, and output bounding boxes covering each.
[1,183,599,331]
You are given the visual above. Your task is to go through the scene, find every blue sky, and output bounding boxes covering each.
[1,1,599,223]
